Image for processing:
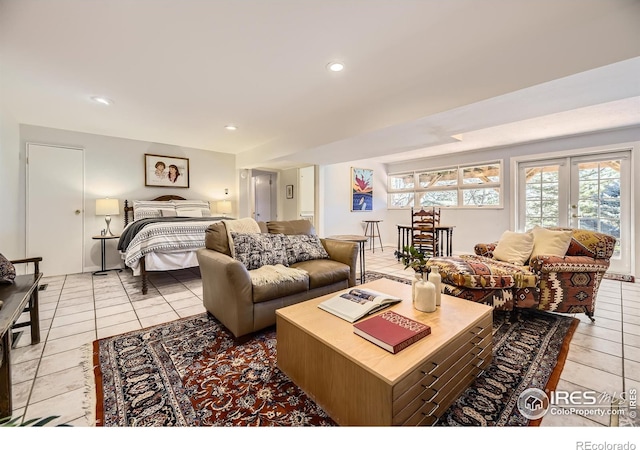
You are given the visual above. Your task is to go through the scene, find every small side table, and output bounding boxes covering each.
[326,235,368,284]
[92,235,122,276]
[363,220,383,253]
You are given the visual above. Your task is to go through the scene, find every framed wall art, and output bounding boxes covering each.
[145,153,190,188]
[351,167,373,211]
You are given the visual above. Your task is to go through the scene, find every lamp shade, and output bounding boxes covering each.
[96,198,120,216]
[217,200,232,215]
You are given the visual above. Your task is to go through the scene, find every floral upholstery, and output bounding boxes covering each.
[427,227,616,320]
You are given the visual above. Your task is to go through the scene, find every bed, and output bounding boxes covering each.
[118,195,228,294]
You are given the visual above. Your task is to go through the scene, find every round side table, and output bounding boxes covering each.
[326,234,368,284]
[92,235,122,275]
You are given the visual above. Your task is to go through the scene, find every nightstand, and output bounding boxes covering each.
[92,235,122,276]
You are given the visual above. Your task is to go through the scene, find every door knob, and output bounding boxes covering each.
[75,210,81,215]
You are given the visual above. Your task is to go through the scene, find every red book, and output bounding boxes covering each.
[353,310,431,354]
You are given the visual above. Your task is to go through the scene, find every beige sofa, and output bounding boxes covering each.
[196,219,358,338]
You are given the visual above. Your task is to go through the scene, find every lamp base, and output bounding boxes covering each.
[105,216,115,236]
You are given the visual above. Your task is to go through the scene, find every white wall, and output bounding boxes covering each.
[17,125,236,273]
[0,107,22,260]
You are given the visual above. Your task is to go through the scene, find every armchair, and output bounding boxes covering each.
[425,227,616,321]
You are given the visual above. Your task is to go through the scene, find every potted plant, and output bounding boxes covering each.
[400,245,430,274]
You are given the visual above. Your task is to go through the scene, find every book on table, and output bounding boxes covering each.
[317,288,403,323]
[353,310,431,354]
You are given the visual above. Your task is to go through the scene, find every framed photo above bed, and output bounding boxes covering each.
[145,153,190,188]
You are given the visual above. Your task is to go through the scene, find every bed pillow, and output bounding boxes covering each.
[530,226,573,259]
[176,208,203,218]
[231,232,289,270]
[132,200,174,221]
[492,231,534,266]
[172,200,212,217]
[159,208,177,217]
[282,234,329,265]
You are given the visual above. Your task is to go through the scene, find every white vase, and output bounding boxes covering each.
[428,270,442,306]
[411,272,422,305]
[414,279,436,313]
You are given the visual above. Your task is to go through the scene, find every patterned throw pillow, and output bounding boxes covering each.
[282,234,329,265]
[132,200,174,221]
[0,253,16,284]
[231,232,289,270]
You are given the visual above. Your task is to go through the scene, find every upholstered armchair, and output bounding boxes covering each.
[426,227,616,321]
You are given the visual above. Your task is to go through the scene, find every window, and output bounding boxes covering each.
[388,161,503,209]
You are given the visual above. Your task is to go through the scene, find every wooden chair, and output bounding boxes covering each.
[411,207,441,257]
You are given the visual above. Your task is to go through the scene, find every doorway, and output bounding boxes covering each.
[517,150,631,274]
[252,170,277,222]
[27,143,84,276]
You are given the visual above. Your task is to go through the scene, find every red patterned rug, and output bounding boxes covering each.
[92,271,577,426]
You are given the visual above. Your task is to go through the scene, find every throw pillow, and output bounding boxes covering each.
[0,253,16,284]
[492,230,534,266]
[159,208,177,217]
[231,232,289,270]
[282,234,329,265]
[530,226,573,259]
[176,208,202,218]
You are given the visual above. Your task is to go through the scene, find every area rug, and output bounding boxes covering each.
[92,271,578,426]
[603,272,636,283]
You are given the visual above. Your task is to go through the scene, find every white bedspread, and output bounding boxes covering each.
[121,219,220,273]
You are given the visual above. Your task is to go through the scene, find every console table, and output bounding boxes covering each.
[396,224,455,259]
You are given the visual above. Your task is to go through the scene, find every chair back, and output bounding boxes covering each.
[410,207,441,256]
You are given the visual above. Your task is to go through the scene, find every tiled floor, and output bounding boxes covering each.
[6,246,640,427]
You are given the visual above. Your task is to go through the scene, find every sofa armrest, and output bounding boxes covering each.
[474,243,497,258]
[320,239,358,287]
[196,248,255,338]
[529,255,610,273]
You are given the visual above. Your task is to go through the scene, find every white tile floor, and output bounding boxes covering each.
[7,246,640,427]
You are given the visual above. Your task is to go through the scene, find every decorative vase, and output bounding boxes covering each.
[411,272,423,305]
[428,269,442,306]
[414,279,436,313]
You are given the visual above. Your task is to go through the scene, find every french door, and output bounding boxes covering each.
[518,150,631,274]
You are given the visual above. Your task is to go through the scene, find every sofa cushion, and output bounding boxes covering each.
[291,259,350,289]
[427,255,538,289]
[283,234,329,264]
[250,264,309,303]
[492,230,534,266]
[204,222,231,256]
[231,232,289,270]
[531,226,572,259]
[267,219,315,235]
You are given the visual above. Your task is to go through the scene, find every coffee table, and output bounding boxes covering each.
[276,278,493,426]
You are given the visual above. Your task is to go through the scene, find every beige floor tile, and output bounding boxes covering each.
[51,309,96,328]
[566,345,623,376]
[46,319,95,341]
[24,387,91,426]
[135,303,175,319]
[96,320,141,339]
[37,346,87,377]
[163,290,198,301]
[29,365,86,404]
[139,311,180,328]
[43,331,96,357]
[55,302,95,316]
[95,302,134,318]
[131,296,168,309]
[11,358,39,384]
[176,304,207,318]
[11,379,33,410]
[624,333,640,349]
[560,360,623,396]
[575,323,623,343]
[624,359,640,383]
[170,296,203,310]
[96,310,139,329]
[623,344,640,363]
[94,295,130,309]
[623,322,640,336]
[11,342,45,364]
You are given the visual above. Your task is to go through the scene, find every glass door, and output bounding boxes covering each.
[518,150,631,274]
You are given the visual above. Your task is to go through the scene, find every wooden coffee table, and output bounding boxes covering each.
[276,278,493,426]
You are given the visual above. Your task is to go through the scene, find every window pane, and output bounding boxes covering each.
[462,188,500,206]
[388,173,414,190]
[462,164,500,184]
[388,193,414,208]
[418,169,457,188]
[419,191,457,207]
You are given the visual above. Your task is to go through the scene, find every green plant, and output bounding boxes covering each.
[401,245,430,274]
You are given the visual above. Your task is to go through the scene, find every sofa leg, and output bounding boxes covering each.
[585,310,596,323]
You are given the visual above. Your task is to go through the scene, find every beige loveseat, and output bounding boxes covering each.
[196,219,358,338]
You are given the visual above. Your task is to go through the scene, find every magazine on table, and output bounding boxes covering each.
[317,288,403,323]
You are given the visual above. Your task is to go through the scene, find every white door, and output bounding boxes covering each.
[518,150,631,274]
[254,173,273,222]
[27,143,84,276]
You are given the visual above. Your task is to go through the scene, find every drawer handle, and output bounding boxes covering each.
[421,389,439,403]
[421,374,439,388]
[421,401,440,417]
[476,358,486,368]
[421,361,439,375]
[471,335,483,345]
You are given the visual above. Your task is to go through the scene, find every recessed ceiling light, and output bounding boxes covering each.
[224,124,237,131]
[91,96,113,106]
[327,62,344,72]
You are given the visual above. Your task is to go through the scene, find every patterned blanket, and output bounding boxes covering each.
[119,217,225,272]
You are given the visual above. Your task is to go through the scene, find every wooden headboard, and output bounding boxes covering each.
[123,195,187,226]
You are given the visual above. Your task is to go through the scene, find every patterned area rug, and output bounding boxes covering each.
[92,271,577,426]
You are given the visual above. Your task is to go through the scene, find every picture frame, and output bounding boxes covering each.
[286,184,294,199]
[351,167,373,211]
[144,153,190,188]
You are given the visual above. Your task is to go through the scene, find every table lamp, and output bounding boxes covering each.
[96,198,120,236]
[217,200,231,217]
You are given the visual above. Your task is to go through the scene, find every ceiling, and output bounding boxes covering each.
[1,0,640,170]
